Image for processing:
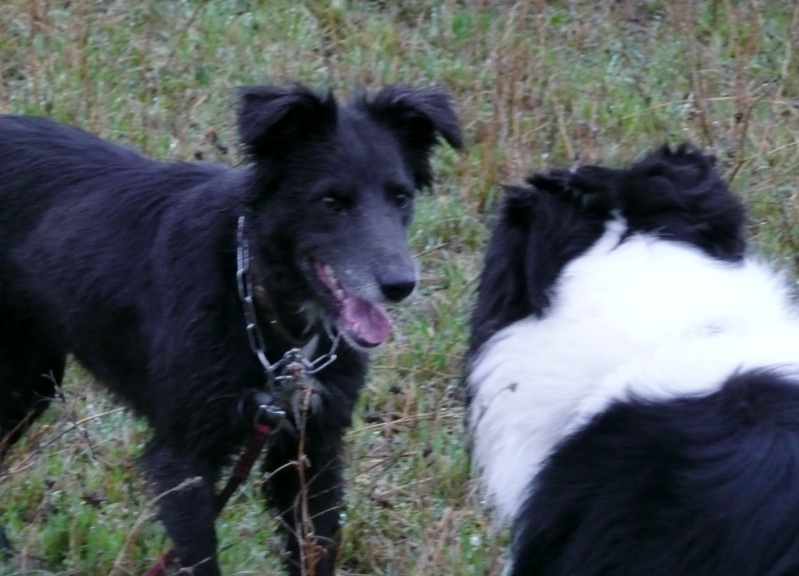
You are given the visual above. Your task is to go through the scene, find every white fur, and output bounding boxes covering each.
[468,219,799,522]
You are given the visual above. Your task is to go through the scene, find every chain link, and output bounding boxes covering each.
[236,216,341,389]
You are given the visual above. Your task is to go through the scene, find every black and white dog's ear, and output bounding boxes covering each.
[528,166,621,213]
[363,85,463,188]
[236,84,338,158]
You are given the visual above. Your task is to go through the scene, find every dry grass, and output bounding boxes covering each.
[1,1,798,574]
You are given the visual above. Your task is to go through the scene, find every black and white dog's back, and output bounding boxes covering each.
[467,144,799,575]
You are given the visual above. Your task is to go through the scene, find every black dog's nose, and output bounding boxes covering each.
[379,272,416,302]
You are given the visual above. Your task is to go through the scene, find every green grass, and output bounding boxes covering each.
[1,0,798,574]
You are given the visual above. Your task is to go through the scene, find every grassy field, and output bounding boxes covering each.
[1,1,798,574]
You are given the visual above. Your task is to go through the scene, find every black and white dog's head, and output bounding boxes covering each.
[467,144,799,575]
[236,84,462,349]
[469,143,747,355]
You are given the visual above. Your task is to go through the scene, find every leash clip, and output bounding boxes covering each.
[253,403,286,428]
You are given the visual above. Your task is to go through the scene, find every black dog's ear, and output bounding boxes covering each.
[236,84,338,158]
[361,85,463,188]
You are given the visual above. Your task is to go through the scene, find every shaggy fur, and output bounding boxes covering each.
[467,144,799,575]
[0,84,462,576]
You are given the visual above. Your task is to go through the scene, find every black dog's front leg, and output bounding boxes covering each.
[0,524,14,559]
[263,424,345,576]
[146,442,221,576]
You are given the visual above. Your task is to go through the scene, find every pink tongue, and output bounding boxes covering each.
[341,295,391,347]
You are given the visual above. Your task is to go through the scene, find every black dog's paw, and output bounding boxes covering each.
[527,165,622,214]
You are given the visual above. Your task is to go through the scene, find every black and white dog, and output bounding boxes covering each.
[467,144,799,575]
[0,84,461,575]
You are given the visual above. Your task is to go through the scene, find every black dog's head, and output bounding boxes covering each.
[236,83,462,349]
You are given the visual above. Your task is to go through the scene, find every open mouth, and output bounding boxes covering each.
[313,260,391,348]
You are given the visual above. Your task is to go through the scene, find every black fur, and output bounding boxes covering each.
[530,144,746,261]
[468,143,799,575]
[0,83,462,575]
[511,369,799,576]
[468,183,607,355]
[469,143,745,355]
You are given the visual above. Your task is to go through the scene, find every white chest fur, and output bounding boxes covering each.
[468,221,799,522]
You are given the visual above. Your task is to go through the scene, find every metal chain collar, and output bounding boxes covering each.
[236,216,341,389]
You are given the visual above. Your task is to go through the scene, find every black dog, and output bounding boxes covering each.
[467,144,799,575]
[0,83,462,575]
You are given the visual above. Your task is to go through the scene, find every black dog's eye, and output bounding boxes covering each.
[388,186,414,210]
[321,195,348,213]
[394,192,412,209]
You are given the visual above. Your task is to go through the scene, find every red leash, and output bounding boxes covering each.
[216,422,273,510]
[142,421,274,576]
[141,549,178,576]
